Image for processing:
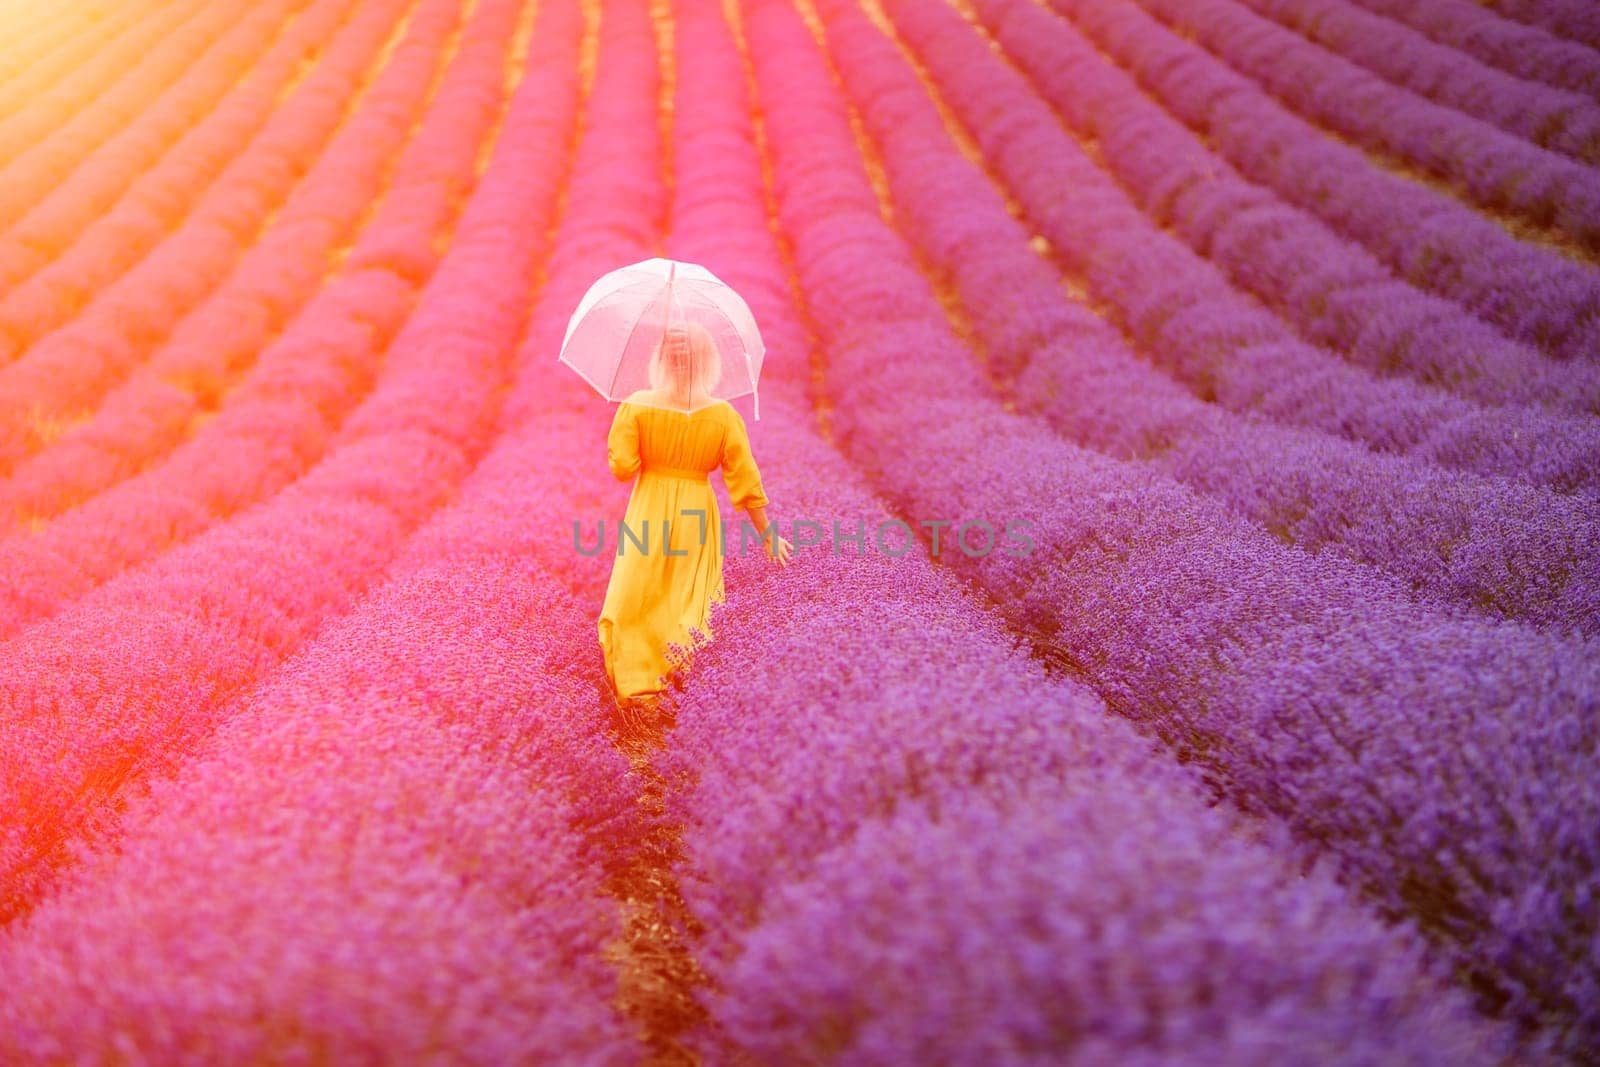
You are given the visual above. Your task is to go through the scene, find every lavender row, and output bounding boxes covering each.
[0,570,637,1061]
[0,0,366,470]
[0,0,494,642]
[0,0,538,922]
[0,7,670,1051]
[0,0,206,146]
[1242,0,1600,162]
[0,0,371,470]
[961,0,1600,419]
[648,2,1514,1059]
[747,0,1600,1052]
[0,7,642,1010]
[662,408,1506,1063]
[1047,0,1600,362]
[667,658,1513,1064]
[885,0,1600,501]
[1121,0,1600,248]
[1345,0,1600,101]
[17,6,701,1045]
[821,0,1600,638]
[0,7,132,113]
[0,10,74,86]
[0,0,238,234]
[0,0,356,314]
[0,0,410,473]
[1481,0,1600,52]
[0,0,451,531]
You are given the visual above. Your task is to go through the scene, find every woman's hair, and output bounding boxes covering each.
[648,320,722,395]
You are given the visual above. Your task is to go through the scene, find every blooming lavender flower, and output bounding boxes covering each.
[734,0,1600,1053]
[1239,0,1600,163]
[956,0,1600,420]
[0,0,565,924]
[1345,0,1600,99]
[822,0,1600,641]
[1477,0,1600,52]
[1044,0,1600,361]
[0,0,468,529]
[1118,0,1600,246]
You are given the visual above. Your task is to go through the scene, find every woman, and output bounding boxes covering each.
[597,321,794,708]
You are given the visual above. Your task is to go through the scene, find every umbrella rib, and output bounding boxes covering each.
[680,288,764,389]
[566,261,763,411]
[606,286,670,403]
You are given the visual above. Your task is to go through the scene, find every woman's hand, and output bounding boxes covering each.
[764,534,795,567]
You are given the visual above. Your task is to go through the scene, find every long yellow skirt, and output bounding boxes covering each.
[597,470,727,701]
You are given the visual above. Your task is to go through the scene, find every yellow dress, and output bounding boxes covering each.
[598,391,769,701]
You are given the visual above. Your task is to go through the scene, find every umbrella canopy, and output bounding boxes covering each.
[558,257,765,419]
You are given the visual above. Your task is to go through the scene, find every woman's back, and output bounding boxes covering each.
[621,390,735,477]
[599,389,782,704]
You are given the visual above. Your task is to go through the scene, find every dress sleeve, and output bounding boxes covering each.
[720,409,769,511]
[607,403,641,481]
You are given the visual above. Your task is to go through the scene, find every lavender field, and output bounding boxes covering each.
[0,0,1596,1062]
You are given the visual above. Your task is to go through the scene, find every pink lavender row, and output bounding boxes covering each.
[0,0,534,923]
[0,4,706,1050]
[652,4,1513,1057]
[0,0,492,643]
[0,0,457,533]
[1119,0,1600,249]
[0,6,130,105]
[1346,0,1600,99]
[962,0,1600,421]
[0,0,355,307]
[743,0,1600,1051]
[1048,0,1600,363]
[1242,0,1600,163]
[0,0,419,480]
[0,0,241,234]
[0,0,216,157]
[1481,0,1600,52]
[885,0,1600,503]
[0,6,673,1049]
[412,0,707,656]
[0,0,366,470]
[822,0,1600,639]
[0,560,638,1061]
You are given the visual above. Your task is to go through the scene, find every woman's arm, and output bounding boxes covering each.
[744,504,793,566]
[722,409,792,566]
[607,404,640,481]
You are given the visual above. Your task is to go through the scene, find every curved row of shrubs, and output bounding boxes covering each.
[736,0,1600,1054]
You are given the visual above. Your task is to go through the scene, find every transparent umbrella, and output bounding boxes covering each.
[558,256,765,419]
